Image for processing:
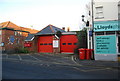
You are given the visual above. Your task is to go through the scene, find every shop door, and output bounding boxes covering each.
[118,36,120,53]
[38,36,53,53]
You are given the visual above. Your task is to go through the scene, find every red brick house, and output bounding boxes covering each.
[0,21,39,53]
[25,24,78,54]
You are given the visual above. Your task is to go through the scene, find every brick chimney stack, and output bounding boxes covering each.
[62,27,65,31]
[67,27,70,32]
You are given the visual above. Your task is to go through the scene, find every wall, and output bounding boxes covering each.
[93,0,120,21]
[1,29,28,54]
[92,0,120,61]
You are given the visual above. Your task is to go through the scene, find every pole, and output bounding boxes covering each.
[87,27,90,49]
[91,0,94,60]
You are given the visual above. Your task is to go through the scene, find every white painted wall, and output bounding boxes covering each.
[93,0,120,21]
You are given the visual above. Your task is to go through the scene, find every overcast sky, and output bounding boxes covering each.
[0,0,90,31]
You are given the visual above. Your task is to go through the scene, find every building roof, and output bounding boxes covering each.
[36,24,65,35]
[0,21,39,34]
[25,34,35,41]
[0,21,22,30]
[20,27,39,34]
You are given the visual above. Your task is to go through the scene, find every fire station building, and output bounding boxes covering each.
[25,24,78,54]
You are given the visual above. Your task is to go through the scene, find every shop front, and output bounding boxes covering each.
[94,20,120,61]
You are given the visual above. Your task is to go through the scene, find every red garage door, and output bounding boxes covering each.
[38,36,53,53]
[60,35,78,53]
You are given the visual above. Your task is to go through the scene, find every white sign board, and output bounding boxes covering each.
[53,40,59,48]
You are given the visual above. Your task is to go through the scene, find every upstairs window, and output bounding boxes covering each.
[118,2,120,20]
[95,6,104,19]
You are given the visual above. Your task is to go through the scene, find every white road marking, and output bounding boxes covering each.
[73,67,87,72]
[6,54,8,59]
[84,68,111,72]
[71,56,82,66]
[73,67,111,72]
[18,55,22,60]
[29,54,41,61]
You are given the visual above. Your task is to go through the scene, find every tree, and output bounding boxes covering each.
[74,28,87,56]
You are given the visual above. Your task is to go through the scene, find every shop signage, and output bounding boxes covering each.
[94,20,120,32]
[95,35,116,54]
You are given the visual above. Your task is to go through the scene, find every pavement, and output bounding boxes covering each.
[72,55,120,69]
[33,53,120,69]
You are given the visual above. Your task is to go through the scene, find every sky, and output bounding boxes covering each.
[0,0,90,31]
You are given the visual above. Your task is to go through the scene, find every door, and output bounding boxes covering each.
[60,35,78,53]
[118,36,120,53]
[38,36,53,53]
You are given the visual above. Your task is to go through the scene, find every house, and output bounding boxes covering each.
[25,24,78,54]
[0,21,39,53]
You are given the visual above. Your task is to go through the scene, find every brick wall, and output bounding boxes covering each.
[1,29,29,54]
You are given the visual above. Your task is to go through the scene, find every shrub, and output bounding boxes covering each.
[19,47,29,53]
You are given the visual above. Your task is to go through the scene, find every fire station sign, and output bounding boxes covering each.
[94,20,120,32]
[53,40,59,48]
[95,35,116,54]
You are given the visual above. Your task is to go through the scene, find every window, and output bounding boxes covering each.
[95,32,104,35]
[95,6,104,19]
[44,43,47,45]
[14,31,18,36]
[62,43,66,45]
[68,43,72,45]
[49,43,52,45]
[74,43,77,45]
[106,31,115,35]
[40,43,43,45]
[117,31,120,35]
[16,38,20,44]
[118,3,120,20]
[0,30,1,35]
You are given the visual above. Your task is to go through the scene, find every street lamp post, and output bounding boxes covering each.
[81,15,90,49]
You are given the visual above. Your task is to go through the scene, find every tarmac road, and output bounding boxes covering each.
[2,53,119,80]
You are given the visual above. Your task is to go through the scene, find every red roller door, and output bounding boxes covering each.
[38,36,53,53]
[60,35,78,53]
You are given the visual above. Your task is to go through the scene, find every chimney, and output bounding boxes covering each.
[67,27,70,32]
[62,27,65,31]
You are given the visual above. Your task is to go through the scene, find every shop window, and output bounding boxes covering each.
[95,32,104,35]
[117,31,120,35]
[62,43,66,45]
[106,31,115,35]
[68,43,72,45]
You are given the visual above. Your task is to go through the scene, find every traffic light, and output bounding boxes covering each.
[86,21,89,26]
